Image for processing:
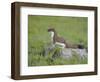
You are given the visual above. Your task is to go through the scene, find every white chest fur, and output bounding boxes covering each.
[49,31,54,42]
[49,31,54,38]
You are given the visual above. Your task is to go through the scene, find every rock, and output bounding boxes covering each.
[61,48,87,59]
[44,44,87,59]
[61,48,72,58]
[71,49,87,57]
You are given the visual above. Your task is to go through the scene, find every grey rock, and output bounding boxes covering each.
[61,48,87,59]
[61,48,72,58]
[43,43,87,59]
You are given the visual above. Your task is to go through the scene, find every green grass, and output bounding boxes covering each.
[28,15,88,66]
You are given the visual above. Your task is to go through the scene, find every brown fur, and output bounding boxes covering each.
[48,28,84,49]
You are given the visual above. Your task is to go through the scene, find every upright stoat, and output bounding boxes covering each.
[48,28,84,49]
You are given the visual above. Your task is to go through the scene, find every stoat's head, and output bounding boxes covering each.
[48,28,55,38]
[48,28,55,32]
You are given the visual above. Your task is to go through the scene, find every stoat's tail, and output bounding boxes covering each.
[77,44,84,49]
[78,44,88,52]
